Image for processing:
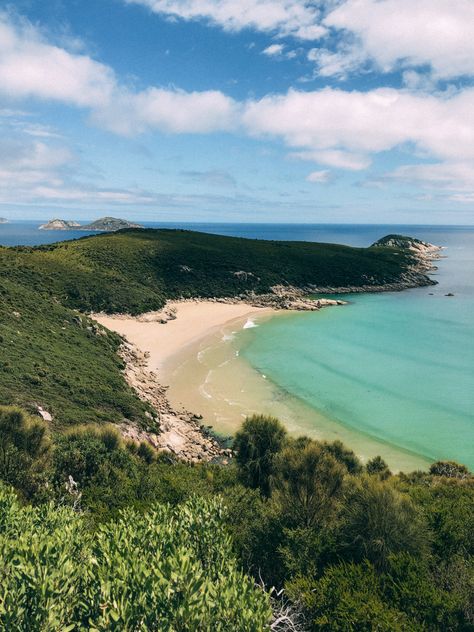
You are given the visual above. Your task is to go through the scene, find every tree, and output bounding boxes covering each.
[321,440,363,474]
[429,460,471,479]
[366,455,391,480]
[272,440,346,529]
[233,415,287,497]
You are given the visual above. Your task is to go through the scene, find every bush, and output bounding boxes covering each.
[234,415,287,497]
[287,561,413,631]
[366,455,391,480]
[429,461,471,479]
[272,439,345,529]
[0,484,271,630]
[340,476,430,569]
[0,406,50,498]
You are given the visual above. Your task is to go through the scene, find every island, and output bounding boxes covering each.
[0,217,8,224]
[39,216,143,231]
[39,219,81,230]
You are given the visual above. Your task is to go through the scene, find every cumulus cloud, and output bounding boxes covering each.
[322,0,474,80]
[93,87,238,135]
[0,16,115,107]
[0,14,238,136]
[125,0,327,40]
[243,87,474,164]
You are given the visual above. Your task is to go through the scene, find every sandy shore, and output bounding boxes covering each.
[94,300,430,471]
[94,301,274,370]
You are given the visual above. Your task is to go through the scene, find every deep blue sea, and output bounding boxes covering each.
[2,221,473,468]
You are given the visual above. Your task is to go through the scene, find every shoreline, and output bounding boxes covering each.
[94,300,431,472]
[93,301,281,461]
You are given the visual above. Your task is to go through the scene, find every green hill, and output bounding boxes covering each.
[1,228,431,315]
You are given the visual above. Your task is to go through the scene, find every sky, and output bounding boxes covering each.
[0,0,473,224]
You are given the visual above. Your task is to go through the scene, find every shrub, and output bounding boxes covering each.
[272,440,345,529]
[366,455,391,480]
[0,484,271,630]
[340,476,430,569]
[234,415,287,497]
[0,406,50,498]
[287,561,413,631]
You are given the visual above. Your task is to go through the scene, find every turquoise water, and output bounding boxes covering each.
[240,228,474,469]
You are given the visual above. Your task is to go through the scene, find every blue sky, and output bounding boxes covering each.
[0,0,473,223]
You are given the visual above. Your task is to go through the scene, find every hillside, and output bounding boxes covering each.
[1,228,434,314]
[0,229,434,426]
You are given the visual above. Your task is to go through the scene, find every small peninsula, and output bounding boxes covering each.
[39,216,143,231]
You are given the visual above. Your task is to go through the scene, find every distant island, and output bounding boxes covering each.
[39,216,144,231]
[0,218,8,224]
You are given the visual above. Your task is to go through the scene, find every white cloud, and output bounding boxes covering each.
[293,150,371,171]
[125,0,327,40]
[93,87,238,135]
[323,0,474,80]
[0,16,115,108]
[262,43,285,57]
[306,169,331,183]
[243,87,474,164]
[307,45,366,79]
[0,14,238,136]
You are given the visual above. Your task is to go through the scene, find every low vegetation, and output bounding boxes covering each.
[0,410,472,630]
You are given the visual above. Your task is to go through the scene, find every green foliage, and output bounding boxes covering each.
[429,460,471,478]
[0,406,50,498]
[382,553,466,630]
[366,455,392,479]
[287,562,414,631]
[0,484,271,631]
[0,229,424,315]
[0,279,154,427]
[272,440,345,529]
[340,476,430,569]
[234,414,287,497]
[404,479,474,557]
[320,439,362,474]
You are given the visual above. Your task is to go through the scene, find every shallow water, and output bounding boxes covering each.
[239,227,474,469]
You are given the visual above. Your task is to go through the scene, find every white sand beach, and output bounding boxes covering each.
[94,301,274,370]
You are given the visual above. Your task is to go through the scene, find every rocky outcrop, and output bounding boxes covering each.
[119,343,228,462]
[0,217,8,224]
[371,234,442,277]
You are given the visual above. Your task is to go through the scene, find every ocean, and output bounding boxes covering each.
[2,221,473,469]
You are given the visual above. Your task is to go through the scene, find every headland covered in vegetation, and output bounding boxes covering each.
[1,228,472,630]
